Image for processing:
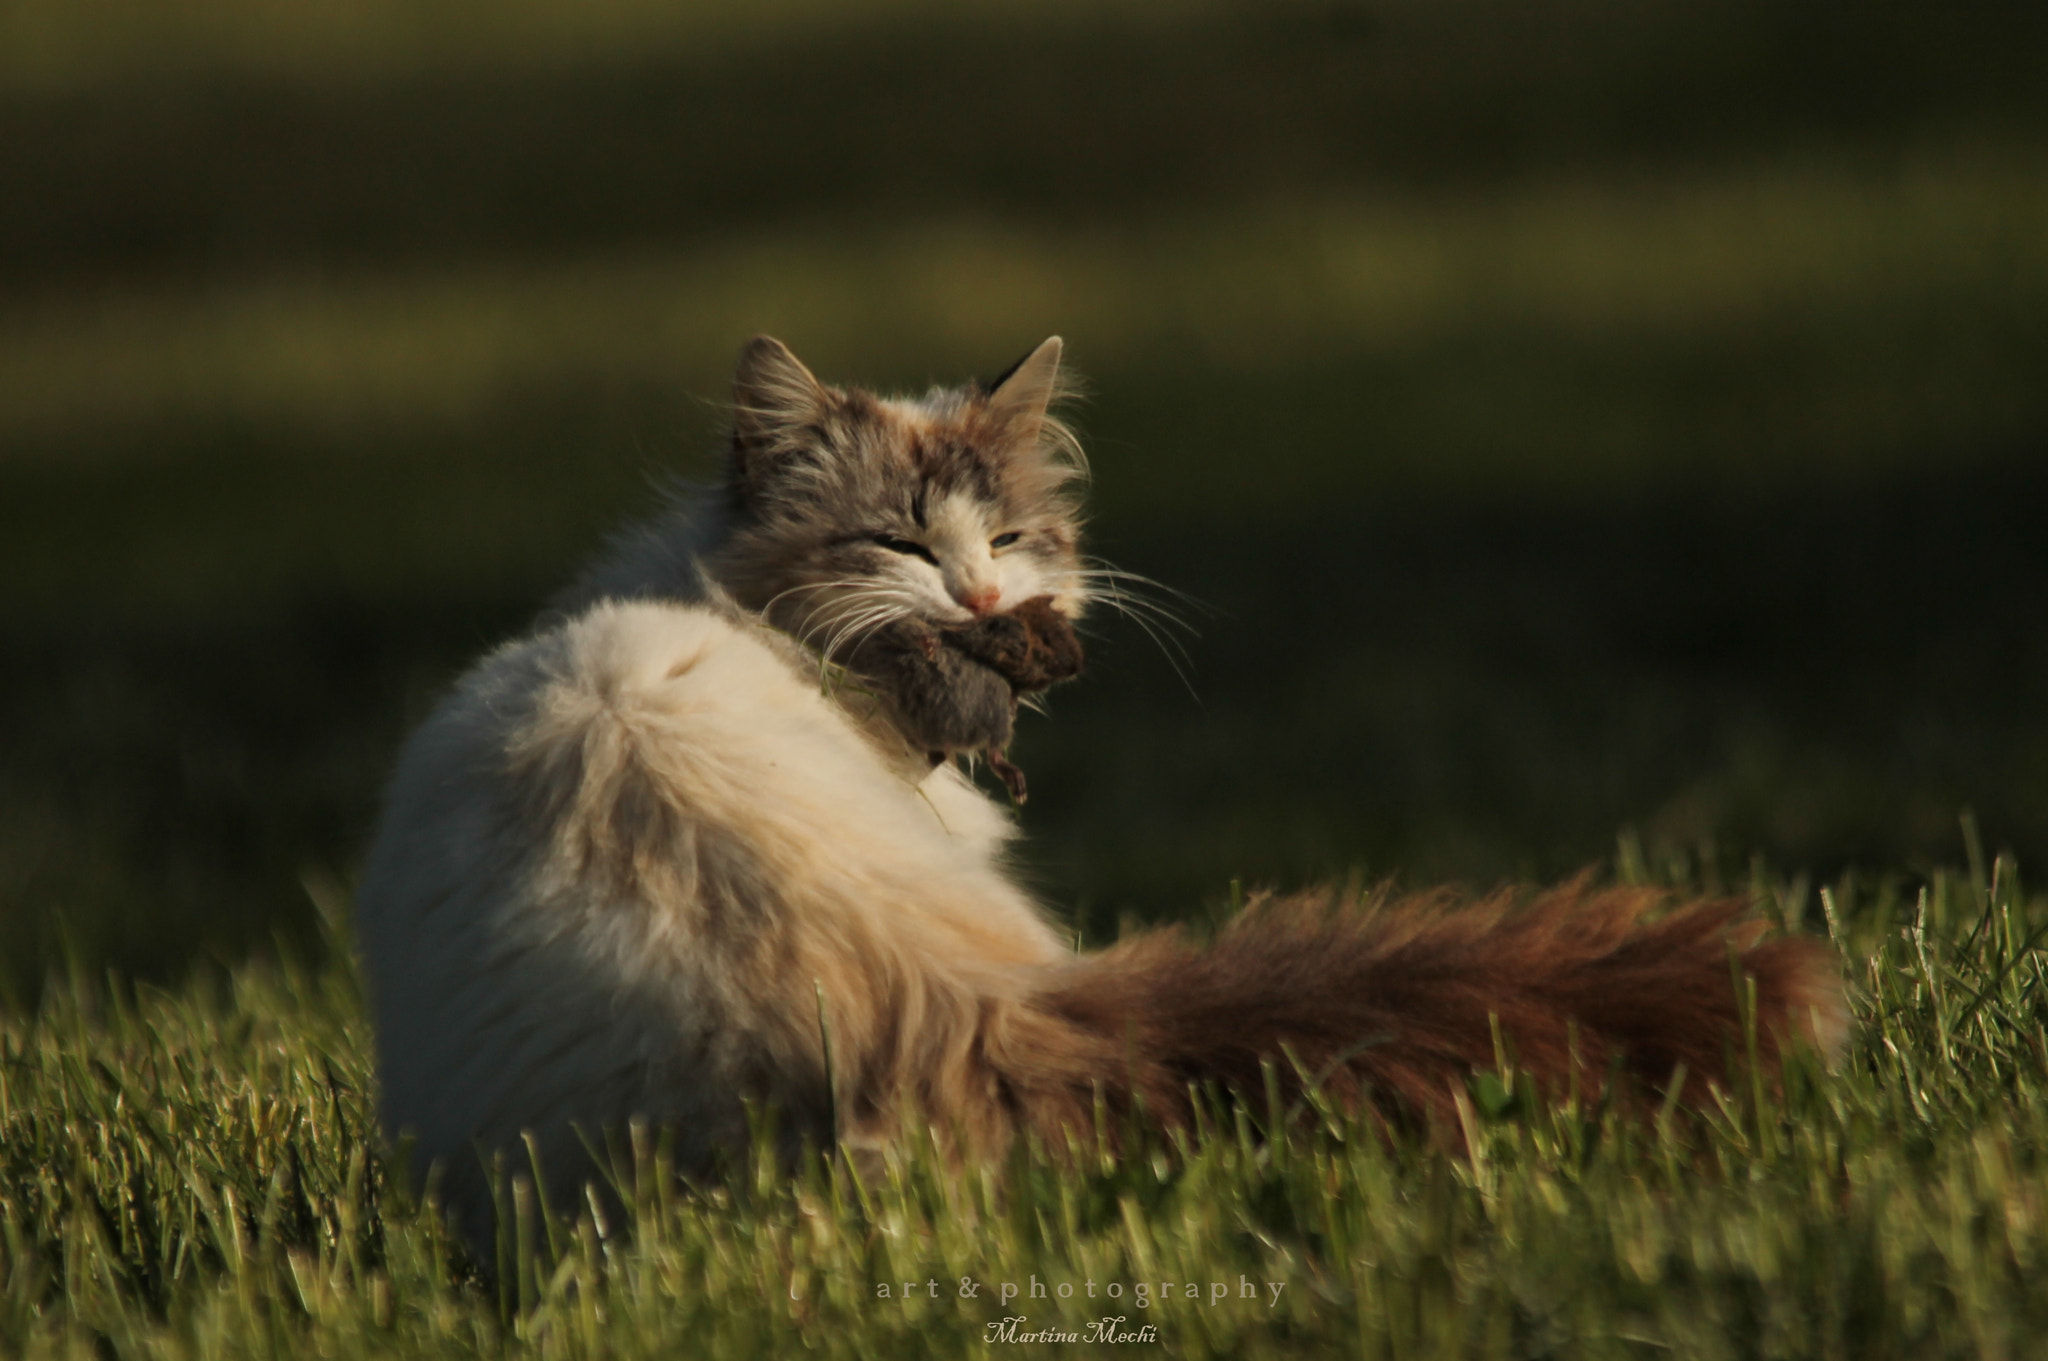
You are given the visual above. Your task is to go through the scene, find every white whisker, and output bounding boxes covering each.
[771,578,919,656]
[1069,558,1203,698]
[816,600,916,667]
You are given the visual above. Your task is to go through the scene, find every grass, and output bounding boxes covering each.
[4,4,2046,1347]
[4,847,2048,1358]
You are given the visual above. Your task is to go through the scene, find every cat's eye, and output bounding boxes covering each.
[990,532,1023,550]
[872,533,939,565]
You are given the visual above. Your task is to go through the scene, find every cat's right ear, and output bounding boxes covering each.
[730,335,828,488]
[982,336,1064,444]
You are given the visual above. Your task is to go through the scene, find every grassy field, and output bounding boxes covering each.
[4,853,2047,1358]
[4,0,2048,1351]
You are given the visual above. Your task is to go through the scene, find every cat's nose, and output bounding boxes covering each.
[957,585,1002,616]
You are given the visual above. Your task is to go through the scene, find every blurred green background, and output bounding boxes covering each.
[3,0,2045,998]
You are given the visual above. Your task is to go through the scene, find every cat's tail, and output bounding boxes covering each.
[974,880,1849,1142]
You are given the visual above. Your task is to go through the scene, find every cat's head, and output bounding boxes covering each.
[713,335,1087,661]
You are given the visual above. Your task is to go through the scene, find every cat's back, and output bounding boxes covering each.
[360,598,903,928]
[549,498,726,618]
[355,598,897,1078]
[354,599,1060,1231]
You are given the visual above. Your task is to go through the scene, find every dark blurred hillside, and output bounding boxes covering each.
[2,0,2045,997]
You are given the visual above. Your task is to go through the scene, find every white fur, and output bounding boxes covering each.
[355,601,1062,1241]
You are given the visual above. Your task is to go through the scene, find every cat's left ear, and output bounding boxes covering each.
[983,336,1064,443]
[732,335,828,449]
[729,335,831,501]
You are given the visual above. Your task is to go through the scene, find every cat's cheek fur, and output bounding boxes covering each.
[987,556,1040,613]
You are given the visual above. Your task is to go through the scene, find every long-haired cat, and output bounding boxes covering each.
[354,337,1847,1249]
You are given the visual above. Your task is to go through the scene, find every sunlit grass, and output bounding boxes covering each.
[5,850,2048,1357]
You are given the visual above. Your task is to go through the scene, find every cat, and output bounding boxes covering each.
[353,336,1849,1252]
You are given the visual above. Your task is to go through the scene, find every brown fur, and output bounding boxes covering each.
[844,594,1087,789]
[939,595,1086,694]
[854,879,1847,1153]
[845,617,1023,756]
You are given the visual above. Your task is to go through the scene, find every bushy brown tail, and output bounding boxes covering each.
[981,880,1848,1142]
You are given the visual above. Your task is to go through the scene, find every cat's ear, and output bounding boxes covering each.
[730,335,828,473]
[983,336,1064,443]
